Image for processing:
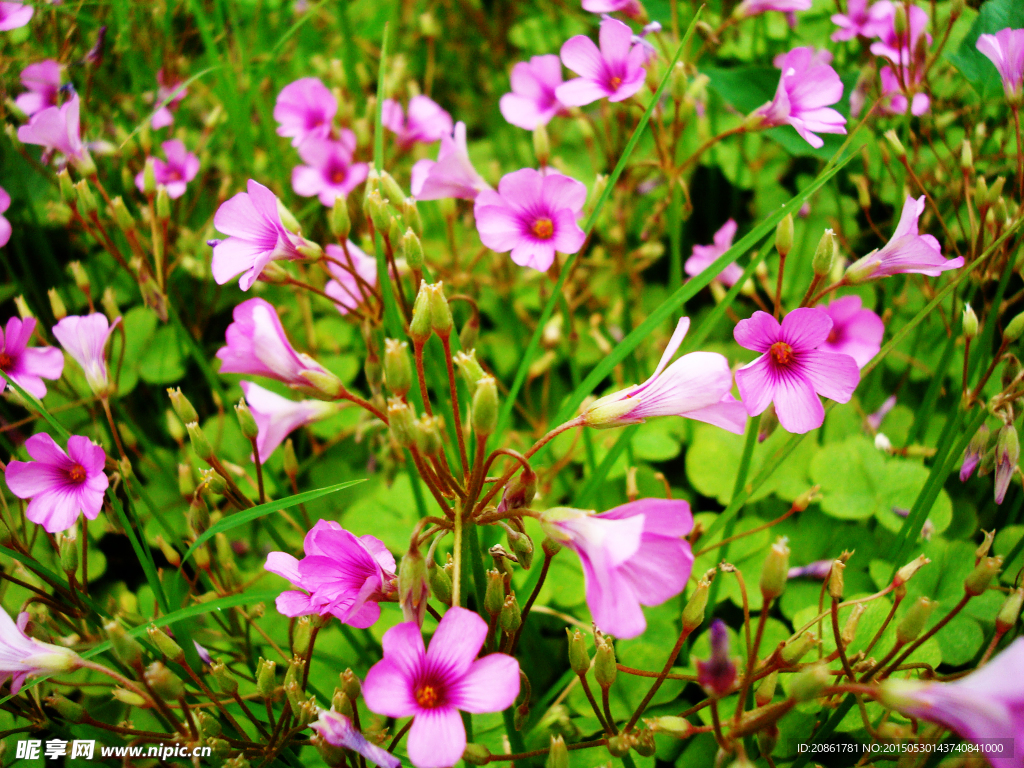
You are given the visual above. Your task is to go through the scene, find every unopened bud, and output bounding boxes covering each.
[330,198,351,239]
[147,625,184,663]
[595,636,617,688]
[410,281,433,342]
[388,398,416,447]
[506,529,534,570]
[403,228,424,269]
[156,186,171,221]
[413,414,443,456]
[105,621,143,667]
[780,631,817,665]
[472,375,498,436]
[827,560,845,601]
[58,169,75,203]
[896,597,936,644]
[366,189,392,233]
[755,671,778,707]
[142,157,157,194]
[697,620,736,698]
[235,398,259,442]
[47,693,85,723]
[606,735,630,757]
[428,282,453,336]
[812,229,837,277]
[168,388,198,425]
[760,537,790,600]
[211,659,238,694]
[965,555,1002,596]
[963,304,979,339]
[283,438,298,478]
[533,124,550,166]
[775,214,794,259]
[402,197,423,236]
[384,339,412,397]
[996,587,1024,633]
[842,604,866,647]
[484,570,505,615]
[463,743,491,766]
[427,557,453,605]
[197,710,221,738]
[682,575,711,632]
[883,129,906,158]
[256,658,277,697]
[546,735,568,768]
[758,403,779,442]
[101,287,120,322]
[788,663,830,702]
[380,171,406,207]
[960,140,973,170]
[975,176,990,210]
[1004,311,1024,342]
[567,628,590,675]
[145,661,184,699]
[894,554,930,591]
[186,421,213,462]
[500,593,522,633]
[74,180,98,215]
[988,176,1006,206]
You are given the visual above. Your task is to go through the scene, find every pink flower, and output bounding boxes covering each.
[52,313,118,396]
[5,433,108,533]
[324,242,378,315]
[264,519,396,626]
[0,2,32,31]
[362,607,520,768]
[734,308,860,434]
[152,70,187,129]
[819,296,884,368]
[15,60,62,117]
[831,0,893,41]
[309,710,400,768]
[870,4,930,66]
[500,55,568,130]
[134,139,200,199]
[210,180,320,291]
[474,168,586,272]
[0,186,10,247]
[17,92,87,164]
[994,425,1018,505]
[583,317,747,434]
[411,122,490,202]
[581,0,643,17]
[556,18,648,106]
[381,95,453,149]
[291,133,369,207]
[977,28,1024,101]
[845,196,964,281]
[735,0,811,22]
[960,424,989,482]
[881,638,1024,764]
[216,298,338,393]
[0,608,79,694]
[753,47,847,148]
[788,560,834,579]
[0,317,64,399]
[867,394,897,431]
[541,499,694,639]
[697,620,737,697]
[685,219,745,287]
[240,381,338,459]
[274,78,337,147]
[879,65,930,116]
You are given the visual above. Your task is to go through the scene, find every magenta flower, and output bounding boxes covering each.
[870,5,930,66]
[411,122,490,202]
[274,78,336,147]
[960,424,989,482]
[362,607,520,768]
[735,0,811,23]
[977,28,1024,101]
[17,92,87,164]
[134,139,200,199]
[685,219,745,287]
[152,70,187,129]
[583,317,747,434]
[15,60,62,117]
[264,519,396,626]
[879,65,930,116]
[381,95,453,149]
[0,186,10,248]
[500,55,568,130]
[697,620,737,698]
[474,168,586,272]
[831,0,893,41]
[541,499,694,639]
[994,425,1018,505]
[309,709,400,768]
[0,317,64,399]
[556,18,648,106]
[788,560,834,579]
[0,1,32,30]
[291,134,369,207]
[52,313,118,396]
[867,394,897,431]
[819,296,884,368]
[0,609,79,694]
[753,46,847,148]
[734,309,860,434]
[845,196,964,281]
[5,433,108,533]
[241,381,338,459]
[216,298,338,393]
[581,0,643,17]
[881,638,1024,762]
[210,180,320,291]
[324,242,378,315]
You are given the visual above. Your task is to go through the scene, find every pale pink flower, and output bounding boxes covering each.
[17,92,87,164]
[291,133,369,207]
[411,122,490,201]
[15,60,62,117]
[583,317,747,434]
[52,313,118,396]
[134,139,200,199]
[210,180,320,290]
[788,560,834,579]
[819,296,884,368]
[581,0,643,17]
[879,64,930,116]
[362,607,520,768]
[309,710,400,768]
[5,433,108,533]
[881,638,1024,764]
[977,28,1024,101]
[541,499,694,639]
[151,70,187,129]
[216,298,336,392]
[500,55,568,130]
[557,18,648,106]
[274,78,337,147]
[845,196,964,281]
[0,1,32,30]
[734,308,860,434]
[0,317,64,399]
[264,519,396,626]
[867,394,897,431]
[870,4,931,66]
[0,608,79,694]
[735,0,811,24]
[0,186,10,248]
[753,47,847,148]
[474,168,586,272]
[831,0,893,41]
[685,219,744,287]
[324,242,378,315]
[240,381,338,459]
[381,95,453,149]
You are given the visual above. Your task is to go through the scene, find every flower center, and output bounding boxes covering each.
[167,170,182,181]
[68,463,87,483]
[414,683,441,709]
[826,328,839,344]
[0,352,11,370]
[769,341,794,366]
[331,168,347,185]
[531,218,554,240]
[609,76,622,90]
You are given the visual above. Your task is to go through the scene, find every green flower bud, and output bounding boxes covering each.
[780,631,817,665]
[606,735,630,757]
[463,743,491,766]
[105,620,143,667]
[410,281,433,343]
[893,554,930,591]
[147,625,184,663]
[506,529,534,570]
[74,179,98,215]
[13,295,32,321]
[963,303,979,340]
[896,596,936,644]
[224,756,251,768]
[965,555,1002,596]
[595,636,617,689]
[197,710,221,738]
[975,177,990,210]
[960,139,973,170]
[384,339,412,397]
[211,659,238,695]
[67,262,90,297]
[154,185,170,220]
[414,415,443,457]
[812,229,837,277]
[388,398,416,447]
[988,176,1006,206]
[760,537,790,600]
[145,661,184,699]
[201,468,226,496]
[500,593,522,633]
[380,171,406,207]
[276,198,301,234]
[997,587,1024,633]
[233,398,258,442]
[484,569,505,616]
[282,438,298,478]
[671,61,688,102]
[567,628,590,675]
[633,727,657,757]
[110,196,135,233]
[757,724,780,758]
[167,388,199,425]
[366,189,392,233]
[47,693,85,723]
[403,228,424,269]
[290,615,313,657]
[428,282,454,336]
[682,574,711,632]
[186,421,213,462]
[787,663,830,703]
[775,214,794,259]
[472,375,498,437]
[1004,311,1024,342]
[827,559,845,601]
[650,715,693,738]
[330,197,352,239]
[883,129,905,158]
[402,197,423,236]
[58,532,78,574]
[455,350,486,394]
[298,368,344,399]
[142,158,157,195]
[58,169,75,203]
[546,735,568,768]
[755,670,778,707]
[256,658,277,698]
[842,603,866,648]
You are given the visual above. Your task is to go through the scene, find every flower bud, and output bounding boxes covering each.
[197,710,221,738]
[399,549,429,625]
[965,555,1002,596]
[775,214,794,260]
[484,569,505,616]
[697,620,736,698]
[105,620,143,667]
[500,593,522,633]
[472,375,498,437]
[211,659,238,694]
[156,186,171,221]
[58,532,78,574]
[893,554,930,592]
[47,693,85,723]
[975,176,990,210]
[812,229,837,277]
[73,179,98,215]
[403,228,424,269]
[256,658,277,697]
[235,398,259,442]
[463,743,491,766]
[454,350,487,394]
[142,157,157,194]
[595,636,617,688]
[380,171,406,207]
[402,197,423,236]
[329,197,351,239]
[883,129,906,159]
[410,281,433,343]
[506,528,534,569]
[58,169,75,203]
[414,415,444,457]
[147,625,184,663]
[633,728,657,757]
[997,587,1023,633]
[758,724,780,758]
[988,176,1006,206]
[780,631,817,665]
[896,597,936,644]
[186,421,213,462]
[388,398,416,447]
[827,559,845,600]
[760,537,790,600]
[546,735,568,768]
[755,670,778,707]
[963,303,979,340]
[787,663,830,702]
[366,189,392,233]
[650,715,693,738]
[567,628,590,674]
[427,282,454,337]
[533,124,550,166]
[960,139,973,170]
[605,735,630,757]
[1004,311,1024,342]
[145,661,184,699]
[758,403,779,443]
[299,368,344,399]
[383,339,412,397]
[100,287,120,323]
[290,616,313,657]
[682,574,711,632]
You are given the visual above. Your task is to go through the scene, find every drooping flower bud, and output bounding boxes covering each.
[697,621,736,699]
[105,621,143,668]
[760,538,790,601]
[758,403,779,443]
[780,631,817,665]
[896,597,936,644]
[506,528,534,569]
[994,425,1019,504]
[399,549,430,626]
[961,424,990,482]
[682,573,711,632]
[996,587,1024,633]
[147,625,184,663]
[788,663,830,702]
[427,557,453,606]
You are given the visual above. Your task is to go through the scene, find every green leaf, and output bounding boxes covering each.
[138,324,187,385]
